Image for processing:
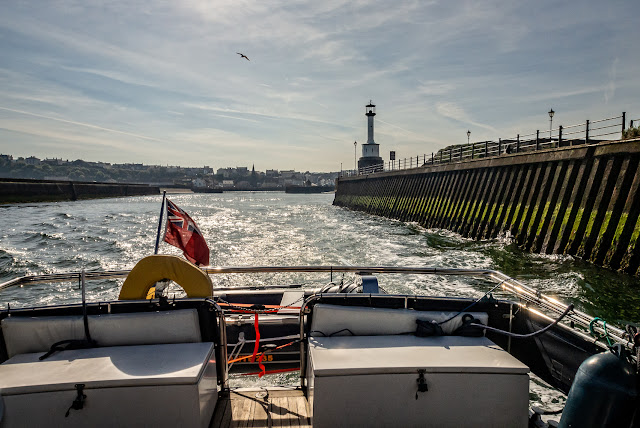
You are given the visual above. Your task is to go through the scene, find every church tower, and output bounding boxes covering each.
[357,101,383,171]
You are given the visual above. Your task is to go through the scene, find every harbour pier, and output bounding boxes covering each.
[334,137,640,276]
[0,178,159,203]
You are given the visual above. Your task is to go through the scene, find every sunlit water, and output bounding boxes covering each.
[1,192,638,412]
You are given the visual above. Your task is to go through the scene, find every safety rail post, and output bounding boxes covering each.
[622,112,626,136]
[559,126,563,146]
[585,120,589,144]
[536,130,539,151]
[440,150,443,163]
[498,138,502,155]
[417,155,419,167]
[516,135,520,153]
[472,143,475,159]
[424,154,426,165]
[631,120,634,128]
[485,141,488,158]
[449,148,452,163]
[431,153,434,164]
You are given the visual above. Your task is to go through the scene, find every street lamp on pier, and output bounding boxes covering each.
[354,141,357,171]
[548,109,555,145]
[467,130,471,144]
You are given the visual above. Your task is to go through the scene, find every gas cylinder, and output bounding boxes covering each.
[558,344,638,427]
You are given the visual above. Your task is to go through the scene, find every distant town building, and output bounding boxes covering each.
[217,168,233,178]
[192,178,207,188]
[24,156,41,165]
[43,158,63,165]
[250,165,258,187]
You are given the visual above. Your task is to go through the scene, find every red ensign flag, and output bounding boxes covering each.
[163,199,210,266]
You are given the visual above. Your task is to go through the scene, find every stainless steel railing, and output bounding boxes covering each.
[0,265,628,350]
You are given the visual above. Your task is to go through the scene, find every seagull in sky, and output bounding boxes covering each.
[237,52,250,61]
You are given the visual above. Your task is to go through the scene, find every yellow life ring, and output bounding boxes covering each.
[119,255,213,300]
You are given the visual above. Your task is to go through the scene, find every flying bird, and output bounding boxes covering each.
[237,52,250,61]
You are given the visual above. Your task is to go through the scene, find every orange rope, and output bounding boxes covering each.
[227,340,299,364]
[217,302,300,311]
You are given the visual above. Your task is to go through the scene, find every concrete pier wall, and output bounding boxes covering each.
[0,178,159,204]
[334,139,640,276]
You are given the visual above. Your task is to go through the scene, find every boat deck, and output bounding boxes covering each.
[210,388,311,427]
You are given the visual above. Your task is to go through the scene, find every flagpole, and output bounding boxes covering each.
[154,191,167,254]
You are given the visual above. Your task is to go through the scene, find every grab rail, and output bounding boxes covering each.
[1,265,628,353]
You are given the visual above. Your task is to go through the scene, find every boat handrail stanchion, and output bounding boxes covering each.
[299,293,324,390]
[217,302,229,391]
[206,299,229,391]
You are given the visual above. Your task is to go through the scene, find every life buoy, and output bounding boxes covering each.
[118,255,213,300]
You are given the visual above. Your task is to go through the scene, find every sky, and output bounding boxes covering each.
[0,1,639,172]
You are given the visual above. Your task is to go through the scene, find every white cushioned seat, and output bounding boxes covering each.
[310,304,488,337]
[1,309,201,358]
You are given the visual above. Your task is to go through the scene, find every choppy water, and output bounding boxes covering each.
[0,192,638,410]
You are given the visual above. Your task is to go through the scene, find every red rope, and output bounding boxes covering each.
[251,312,260,363]
[257,353,266,377]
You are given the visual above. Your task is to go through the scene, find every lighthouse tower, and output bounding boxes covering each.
[358,101,383,171]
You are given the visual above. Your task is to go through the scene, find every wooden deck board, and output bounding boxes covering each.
[211,388,309,428]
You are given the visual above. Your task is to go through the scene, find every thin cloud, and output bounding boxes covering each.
[209,113,261,123]
[525,87,604,103]
[0,106,174,144]
[377,119,434,142]
[184,103,357,130]
[417,80,455,96]
[436,102,498,133]
[604,58,619,105]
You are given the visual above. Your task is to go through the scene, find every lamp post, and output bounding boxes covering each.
[354,141,357,171]
[467,130,471,144]
[548,109,554,146]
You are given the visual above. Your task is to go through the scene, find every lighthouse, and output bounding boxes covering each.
[357,101,384,172]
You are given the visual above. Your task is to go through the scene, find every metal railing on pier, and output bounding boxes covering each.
[342,112,631,177]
